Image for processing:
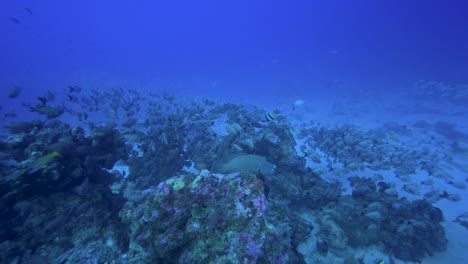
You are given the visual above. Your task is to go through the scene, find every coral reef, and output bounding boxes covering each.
[0,88,451,263]
[301,123,443,176]
[413,80,468,103]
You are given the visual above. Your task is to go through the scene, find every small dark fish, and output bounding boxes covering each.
[37,90,56,106]
[453,212,468,229]
[43,214,68,233]
[29,105,64,119]
[5,121,40,134]
[4,112,17,118]
[163,93,175,102]
[25,7,33,16]
[203,98,215,106]
[45,89,56,102]
[67,94,79,103]
[37,96,48,106]
[77,112,88,121]
[9,17,21,24]
[8,86,22,99]
[67,85,82,93]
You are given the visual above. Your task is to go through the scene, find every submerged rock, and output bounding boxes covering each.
[315,177,447,262]
[121,171,293,263]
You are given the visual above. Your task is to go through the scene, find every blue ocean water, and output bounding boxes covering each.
[1,1,468,263]
[2,1,467,101]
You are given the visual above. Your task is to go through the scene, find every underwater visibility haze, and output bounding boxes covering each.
[1,1,468,263]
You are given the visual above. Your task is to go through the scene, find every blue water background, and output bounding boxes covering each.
[1,2,468,262]
[1,0,468,107]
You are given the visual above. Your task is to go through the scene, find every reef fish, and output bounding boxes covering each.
[293,99,305,110]
[25,7,33,16]
[67,85,82,93]
[8,86,22,99]
[11,151,62,181]
[22,151,62,176]
[453,212,468,229]
[5,121,41,134]
[29,105,64,119]
[214,154,275,175]
[265,112,277,122]
[9,17,21,24]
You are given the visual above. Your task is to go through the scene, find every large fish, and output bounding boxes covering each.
[29,105,64,119]
[7,86,22,99]
[213,154,275,175]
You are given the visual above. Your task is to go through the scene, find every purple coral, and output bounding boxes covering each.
[246,240,263,259]
[151,210,159,218]
[157,181,171,195]
[252,194,267,216]
[238,233,263,260]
